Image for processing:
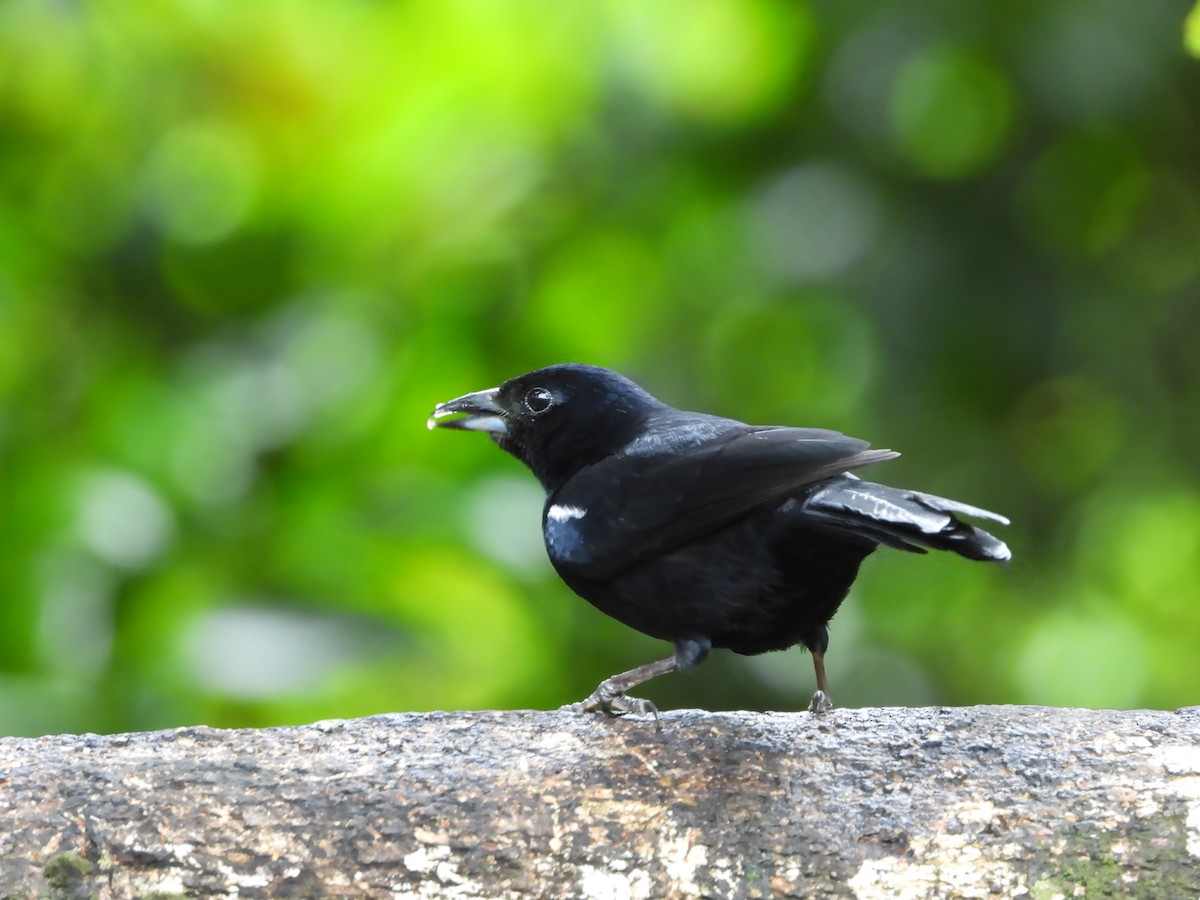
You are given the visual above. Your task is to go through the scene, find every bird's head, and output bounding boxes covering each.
[429,363,661,491]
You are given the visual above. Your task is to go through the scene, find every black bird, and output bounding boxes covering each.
[429,364,1009,715]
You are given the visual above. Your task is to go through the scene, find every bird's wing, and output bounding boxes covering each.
[545,426,898,579]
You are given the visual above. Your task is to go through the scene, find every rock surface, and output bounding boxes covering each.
[1,706,1198,898]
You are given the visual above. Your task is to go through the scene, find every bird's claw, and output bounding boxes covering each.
[808,690,834,714]
[561,690,659,719]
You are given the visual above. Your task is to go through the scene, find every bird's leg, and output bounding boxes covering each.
[673,636,710,670]
[562,656,679,717]
[808,650,833,713]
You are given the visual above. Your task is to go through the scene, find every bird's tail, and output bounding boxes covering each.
[799,477,1011,562]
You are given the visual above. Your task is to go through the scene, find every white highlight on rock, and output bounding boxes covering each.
[577,864,653,900]
[1153,743,1200,858]
[660,836,708,896]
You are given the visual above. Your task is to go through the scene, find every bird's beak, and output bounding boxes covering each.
[427,386,508,435]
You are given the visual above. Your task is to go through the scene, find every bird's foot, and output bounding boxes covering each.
[559,656,676,720]
[807,690,834,714]
[561,689,659,719]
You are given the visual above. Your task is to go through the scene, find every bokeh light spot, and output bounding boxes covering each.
[747,162,881,284]
[36,550,115,678]
[523,229,664,364]
[183,605,385,699]
[465,475,547,575]
[1017,134,1149,261]
[141,121,259,245]
[890,46,1014,179]
[613,0,813,124]
[76,469,175,570]
[823,22,917,140]
[1076,490,1200,625]
[1021,6,1162,125]
[389,550,552,708]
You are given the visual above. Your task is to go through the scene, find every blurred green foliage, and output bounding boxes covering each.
[2,1,1198,736]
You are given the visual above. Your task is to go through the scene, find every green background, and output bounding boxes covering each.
[3,1,1199,736]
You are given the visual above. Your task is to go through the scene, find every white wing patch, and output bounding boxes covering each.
[545,504,589,565]
[547,504,587,523]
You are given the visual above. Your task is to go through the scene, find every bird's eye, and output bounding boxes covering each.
[524,387,554,414]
